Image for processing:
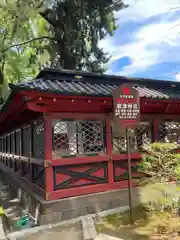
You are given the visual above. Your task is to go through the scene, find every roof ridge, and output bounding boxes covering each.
[35,67,178,85]
[9,68,179,89]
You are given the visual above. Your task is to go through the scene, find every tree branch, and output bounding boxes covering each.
[40,10,57,28]
[3,36,57,53]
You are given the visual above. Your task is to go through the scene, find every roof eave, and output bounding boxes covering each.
[5,85,179,101]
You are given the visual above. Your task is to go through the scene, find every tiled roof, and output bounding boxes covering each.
[9,68,180,100]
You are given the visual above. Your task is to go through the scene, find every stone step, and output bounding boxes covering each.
[9,198,20,204]
[8,215,21,226]
[0,200,20,211]
[0,185,9,191]
[82,216,97,240]
[0,190,21,210]
[4,205,19,214]
[0,186,29,230]
[0,191,10,198]
[0,196,9,201]
[5,209,21,219]
[6,199,21,207]
[5,207,28,230]
[6,210,22,226]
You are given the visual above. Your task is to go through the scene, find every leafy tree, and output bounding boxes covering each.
[0,1,54,99]
[42,0,126,72]
[138,142,180,215]
[0,0,127,100]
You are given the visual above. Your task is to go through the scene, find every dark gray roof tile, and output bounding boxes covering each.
[10,68,180,100]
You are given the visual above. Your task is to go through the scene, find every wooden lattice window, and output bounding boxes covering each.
[15,129,21,155]
[22,125,32,157]
[52,119,105,158]
[32,119,44,159]
[111,121,152,153]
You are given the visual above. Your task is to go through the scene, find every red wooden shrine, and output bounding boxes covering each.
[0,68,180,201]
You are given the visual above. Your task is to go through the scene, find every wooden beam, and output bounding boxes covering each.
[49,153,141,166]
[0,162,45,199]
[26,99,112,113]
[20,90,180,105]
[50,112,106,120]
[153,119,159,141]
[0,110,40,134]
[26,102,48,112]
[20,90,112,101]
[141,114,180,120]
[0,153,44,166]
[25,96,180,115]
[0,94,23,123]
[49,181,137,201]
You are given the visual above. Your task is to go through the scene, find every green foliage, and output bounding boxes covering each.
[138,142,180,214]
[0,0,126,100]
[140,182,179,213]
[138,142,180,182]
[0,1,52,99]
[41,0,126,71]
[96,203,180,239]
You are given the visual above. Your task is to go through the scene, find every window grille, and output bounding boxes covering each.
[52,119,105,158]
[112,121,152,153]
[32,120,44,159]
[22,125,32,157]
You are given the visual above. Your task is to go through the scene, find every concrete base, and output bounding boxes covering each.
[6,206,130,240]
[38,188,140,225]
[0,170,178,226]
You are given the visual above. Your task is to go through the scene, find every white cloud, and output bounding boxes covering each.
[176,72,180,81]
[115,0,180,23]
[99,0,180,76]
[121,19,180,74]
[100,19,180,75]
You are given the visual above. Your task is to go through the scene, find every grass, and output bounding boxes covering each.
[95,205,180,240]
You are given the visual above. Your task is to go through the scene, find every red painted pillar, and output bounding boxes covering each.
[44,114,53,200]
[106,115,114,185]
[153,119,159,142]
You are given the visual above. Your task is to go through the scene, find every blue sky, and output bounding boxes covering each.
[99,0,180,81]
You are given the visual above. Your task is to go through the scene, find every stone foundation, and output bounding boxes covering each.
[0,170,178,225]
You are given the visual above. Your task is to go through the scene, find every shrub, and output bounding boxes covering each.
[138,142,180,183]
[138,142,180,213]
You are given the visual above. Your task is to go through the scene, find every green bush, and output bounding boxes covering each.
[138,142,180,213]
[138,142,180,182]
